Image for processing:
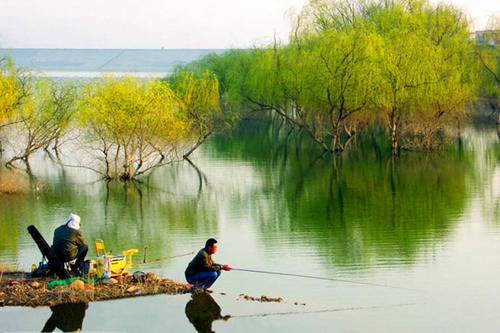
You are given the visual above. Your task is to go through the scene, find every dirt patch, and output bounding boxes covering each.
[0,273,191,307]
[0,170,29,195]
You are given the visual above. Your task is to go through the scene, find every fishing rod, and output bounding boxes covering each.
[231,268,418,291]
[138,250,194,265]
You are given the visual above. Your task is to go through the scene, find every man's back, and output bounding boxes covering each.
[185,248,218,277]
[51,224,84,261]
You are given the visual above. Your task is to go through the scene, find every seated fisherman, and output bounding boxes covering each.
[185,238,231,289]
[51,213,87,272]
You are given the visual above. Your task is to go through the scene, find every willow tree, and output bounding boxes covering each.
[302,28,377,152]
[0,59,17,128]
[413,3,476,148]
[366,0,473,152]
[192,0,476,153]
[476,17,500,130]
[0,58,31,156]
[79,78,188,180]
[167,71,222,158]
[4,79,70,168]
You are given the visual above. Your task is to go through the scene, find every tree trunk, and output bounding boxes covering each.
[183,131,212,159]
[497,112,500,141]
[390,115,399,154]
[332,119,344,153]
[122,148,131,180]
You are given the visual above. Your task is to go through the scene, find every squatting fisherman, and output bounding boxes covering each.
[185,238,231,289]
[51,213,88,273]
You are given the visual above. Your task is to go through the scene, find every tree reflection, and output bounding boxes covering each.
[214,119,477,268]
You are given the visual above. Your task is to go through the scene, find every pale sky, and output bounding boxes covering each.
[0,0,498,49]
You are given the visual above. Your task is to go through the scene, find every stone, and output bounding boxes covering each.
[126,286,140,293]
[146,272,161,281]
[101,279,114,285]
[70,279,85,291]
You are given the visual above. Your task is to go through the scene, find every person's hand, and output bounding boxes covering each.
[222,264,231,271]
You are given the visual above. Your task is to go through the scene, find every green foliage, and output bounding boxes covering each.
[1,57,223,179]
[79,77,188,180]
[192,0,477,153]
[168,70,223,149]
[475,16,500,115]
[4,79,76,167]
[0,57,31,128]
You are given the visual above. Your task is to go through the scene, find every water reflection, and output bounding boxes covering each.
[41,302,88,332]
[209,120,478,268]
[0,119,498,273]
[185,292,230,333]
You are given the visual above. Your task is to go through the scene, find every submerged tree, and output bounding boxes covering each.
[167,71,223,158]
[4,79,74,169]
[476,16,500,131]
[0,58,31,156]
[192,0,476,154]
[79,78,189,180]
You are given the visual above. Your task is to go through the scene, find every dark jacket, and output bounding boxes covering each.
[185,292,222,333]
[185,248,221,277]
[42,302,88,332]
[51,224,85,262]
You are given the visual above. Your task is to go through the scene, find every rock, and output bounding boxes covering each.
[0,299,4,307]
[294,301,299,305]
[126,286,140,294]
[30,281,41,289]
[101,279,114,285]
[70,280,85,291]
[146,272,161,281]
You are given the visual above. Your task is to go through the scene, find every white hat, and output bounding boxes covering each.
[65,213,81,230]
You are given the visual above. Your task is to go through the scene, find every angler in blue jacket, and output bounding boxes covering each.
[185,238,231,289]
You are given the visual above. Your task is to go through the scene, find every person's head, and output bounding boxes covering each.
[65,213,81,230]
[205,238,218,254]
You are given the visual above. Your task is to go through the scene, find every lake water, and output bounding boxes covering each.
[0,50,499,332]
[0,48,226,78]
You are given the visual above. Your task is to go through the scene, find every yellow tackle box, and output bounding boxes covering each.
[94,239,138,278]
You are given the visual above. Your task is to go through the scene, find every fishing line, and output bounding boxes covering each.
[229,302,421,319]
[231,268,419,291]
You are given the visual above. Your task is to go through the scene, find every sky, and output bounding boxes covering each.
[0,0,499,49]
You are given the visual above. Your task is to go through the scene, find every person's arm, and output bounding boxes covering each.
[201,252,221,272]
[74,230,85,247]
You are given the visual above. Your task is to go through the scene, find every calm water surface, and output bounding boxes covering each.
[0,118,499,332]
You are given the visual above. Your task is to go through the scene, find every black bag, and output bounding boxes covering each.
[31,258,52,278]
